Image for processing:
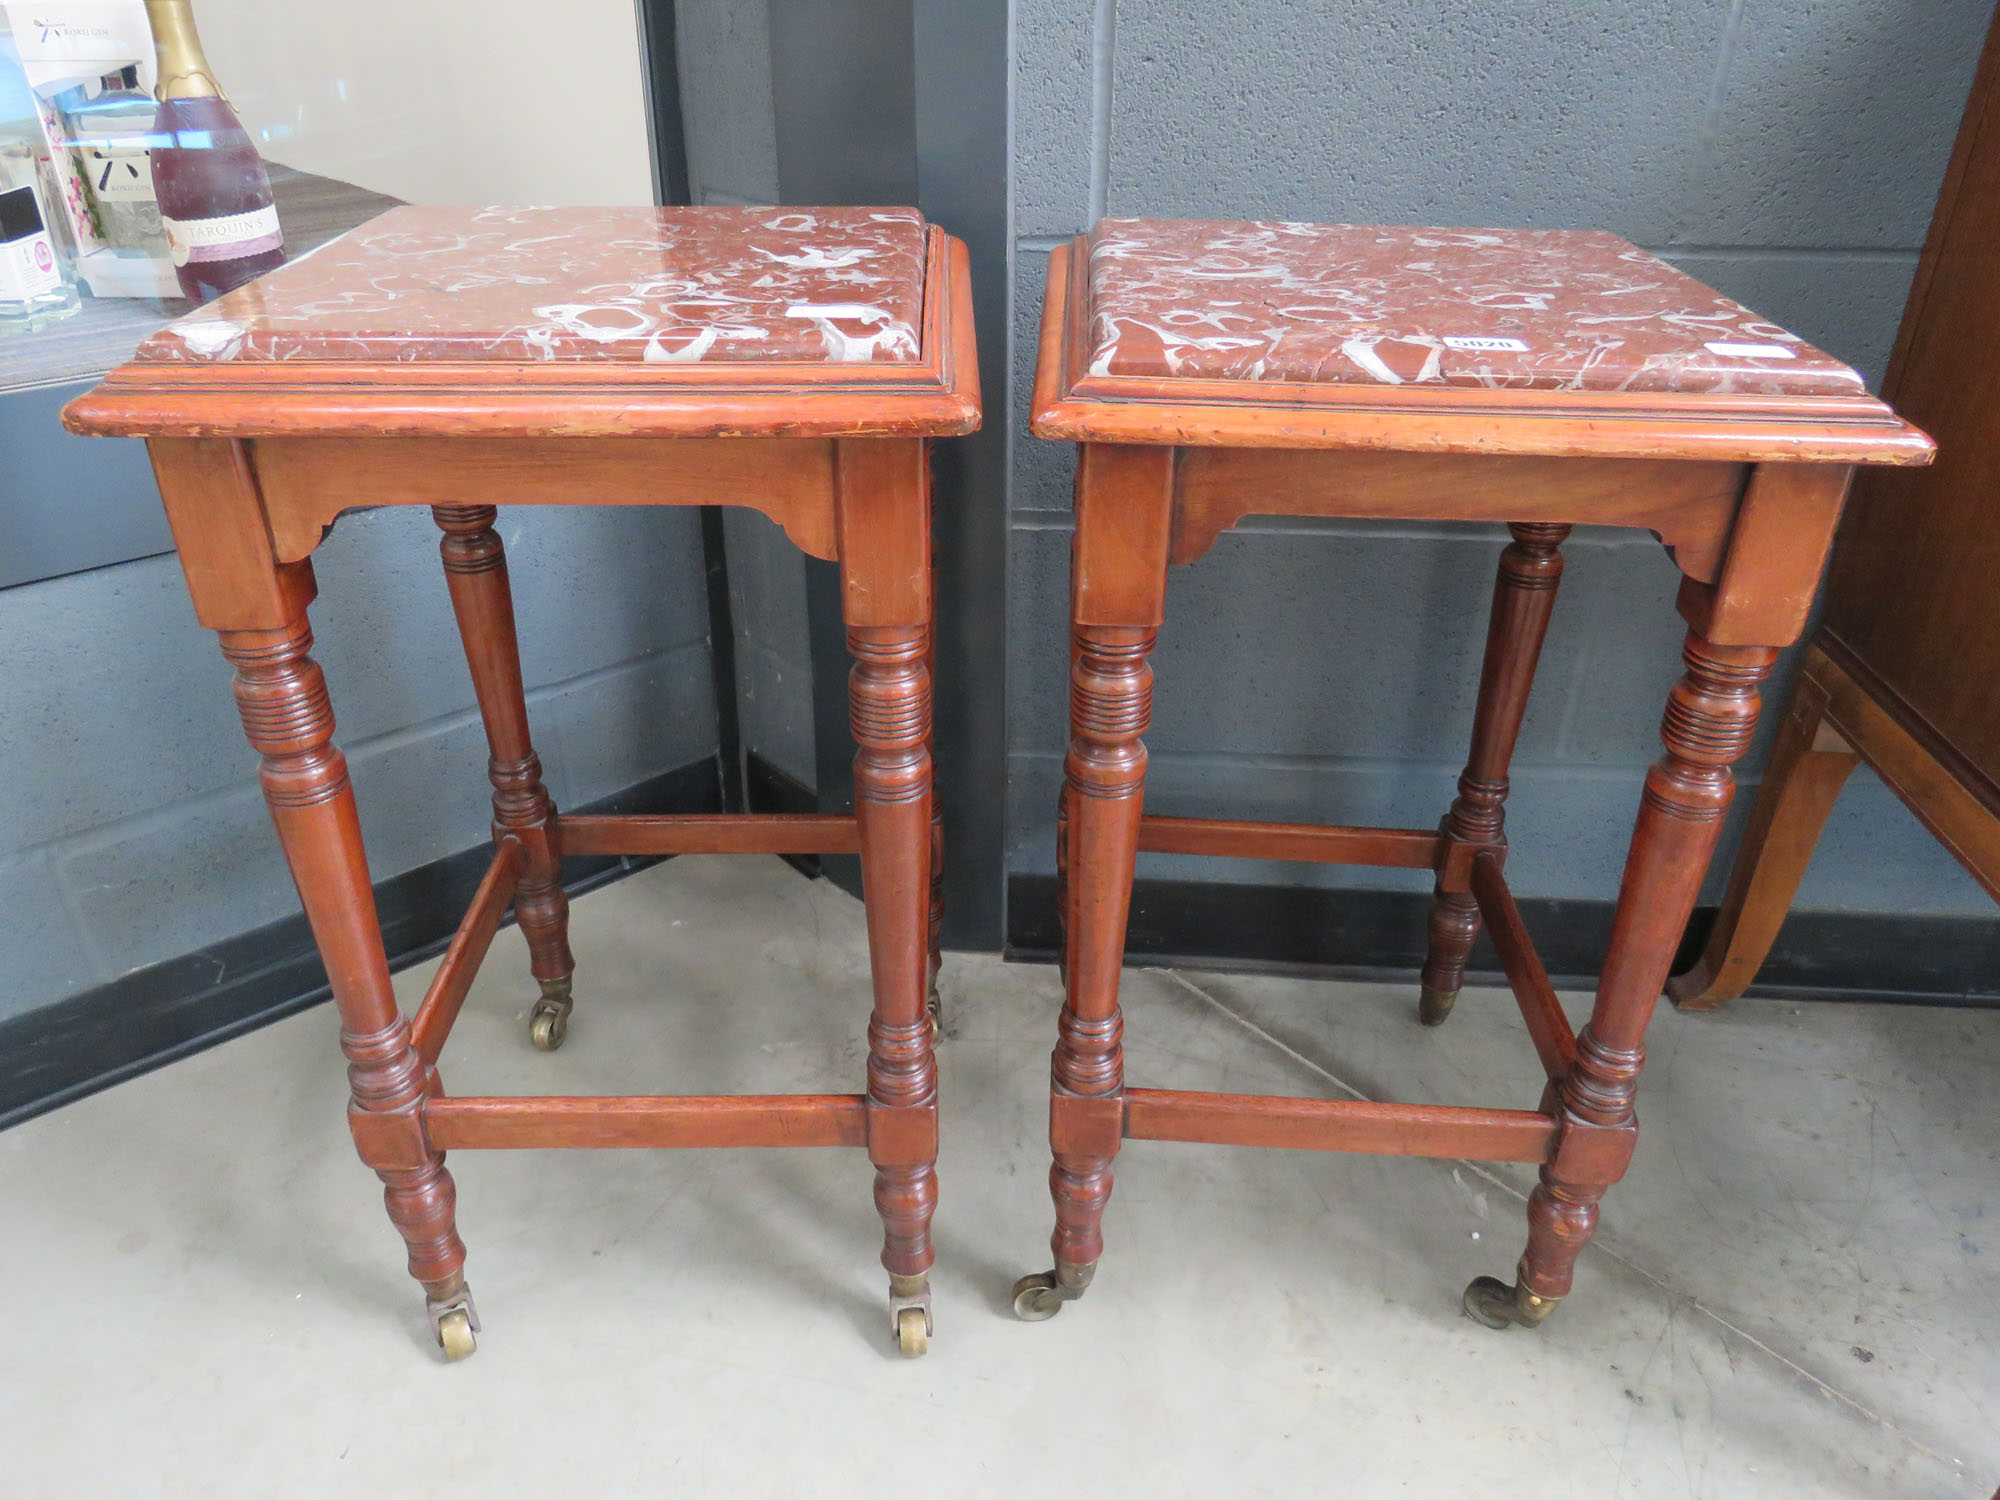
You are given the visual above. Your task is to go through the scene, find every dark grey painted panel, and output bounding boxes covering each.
[5,502,718,1016]
[637,0,693,205]
[1006,743,1633,899]
[0,554,246,854]
[0,506,714,861]
[47,641,718,987]
[1,758,725,1107]
[1013,0,1097,235]
[1007,518,1687,766]
[0,849,97,1007]
[1011,249,1077,515]
[916,0,1012,947]
[1706,0,1992,248]
[310,506,712,746]
[769,0,919,206]
[1101,0,1984,251]
[722,506,816,789]
[675,0,781,205]
[0,380,172,590]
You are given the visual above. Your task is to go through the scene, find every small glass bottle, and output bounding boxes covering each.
[0,30,80,332]
[56,66,166,256]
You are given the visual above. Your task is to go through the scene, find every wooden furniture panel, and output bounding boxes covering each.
[1673,14,2000,1009]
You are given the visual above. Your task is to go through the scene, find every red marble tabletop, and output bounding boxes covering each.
[1085,219,1868,398]
[138,205,931,366]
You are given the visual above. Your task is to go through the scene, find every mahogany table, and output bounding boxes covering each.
[1013,219,1929,1329]
[64,205,978,1361]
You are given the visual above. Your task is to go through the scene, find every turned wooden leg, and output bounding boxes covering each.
[1053,626,1151,1270]
[433,506,574,1051]
[1669,650,1858,1010]
[850,622,940,1356]
[1422,522,1569,1025]
[1014,622,1154,1322]
[836,439,940,1357]
[1466,629,1775,1329]
[1016,444,1172,1323]
[222,609,477,1360]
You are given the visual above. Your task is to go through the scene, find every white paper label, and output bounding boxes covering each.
[0,229,63,301]
[83,146,156,204]
[161,204,282,266]
[1704,341,1796,359]
[1442,335,1529,352]
[3,2,154,93]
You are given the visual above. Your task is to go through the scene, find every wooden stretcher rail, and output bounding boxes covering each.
[423,1092,870,1150]
[555,813,861,857]
[1136,816,1442,868]
[1469,853,1578,1082]
[1121,1088,1558,1162]
[410,841,522,1068]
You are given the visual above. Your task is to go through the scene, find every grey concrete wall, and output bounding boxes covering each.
[1008,0,1998,918]
[677,0,782,208]
[0,504,717,1022]
[678,0,817,791]
[722,507,818,788]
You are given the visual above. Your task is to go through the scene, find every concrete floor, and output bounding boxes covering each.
[3,855,1995,1497]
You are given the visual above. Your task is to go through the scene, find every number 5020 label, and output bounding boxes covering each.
[1442,335,1529,352]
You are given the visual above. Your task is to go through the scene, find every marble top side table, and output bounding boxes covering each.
[1010,218,1928,1331]
[65,204,979,1361]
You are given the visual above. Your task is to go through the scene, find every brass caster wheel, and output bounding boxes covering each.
[529,1005,568,1052]
[889,1274,932,1356]
[427,1285,481,1361]
[895,1304,929,1358]
[1012,1260,1093,1321]
[1011,1271,1065,1322]
[1462,1275,1558,1331]
[1461,1275,1517,1329]
[529,977,573,1051]
[436,1307,477,1361]
[1418,984,1458,1027]
[926,985,944,1043]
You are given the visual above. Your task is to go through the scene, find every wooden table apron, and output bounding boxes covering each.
[1021,232,1931,1328]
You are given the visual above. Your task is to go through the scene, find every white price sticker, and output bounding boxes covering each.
[1704,341,1797,359]
[1442,335,1529,352]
